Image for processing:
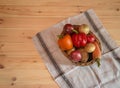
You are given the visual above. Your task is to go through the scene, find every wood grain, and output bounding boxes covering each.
[0,0,120,88]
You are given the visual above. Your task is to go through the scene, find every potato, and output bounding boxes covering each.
[79,49,88,62]
[85,43,95,53]
[78,24,90,34]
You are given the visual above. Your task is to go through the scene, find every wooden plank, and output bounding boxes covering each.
[0,5,119,17]
[0,0,119,6]
[0,16,119,29]
[0,17,65,28]
[0,0,78,5]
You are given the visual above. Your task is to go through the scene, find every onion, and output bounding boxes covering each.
[79,24,90,34]
[85,43,96,53]
[70,50,82,62]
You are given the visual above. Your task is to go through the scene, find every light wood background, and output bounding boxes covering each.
[0,0,120,88]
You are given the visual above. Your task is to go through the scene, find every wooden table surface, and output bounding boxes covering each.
[0,0,120,88]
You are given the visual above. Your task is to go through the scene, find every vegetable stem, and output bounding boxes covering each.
[96,58,101,67]
[57,35,63,38]
[72,29,78,34]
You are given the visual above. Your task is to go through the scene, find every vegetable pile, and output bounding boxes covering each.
[58,24,101,67]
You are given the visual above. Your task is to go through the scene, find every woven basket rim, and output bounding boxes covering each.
[60,25,102,66]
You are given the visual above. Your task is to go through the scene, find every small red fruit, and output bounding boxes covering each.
[63,24,74,34]
[87,34,95,43]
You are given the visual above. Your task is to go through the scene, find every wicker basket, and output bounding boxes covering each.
[61,25,102,66]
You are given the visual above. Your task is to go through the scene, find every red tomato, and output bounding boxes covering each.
[71,33,87,48]
[87,34,95,43]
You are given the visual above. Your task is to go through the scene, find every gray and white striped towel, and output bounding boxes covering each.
[33,9,120,88]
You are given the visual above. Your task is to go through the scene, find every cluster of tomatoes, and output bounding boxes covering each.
[58,24,101,64]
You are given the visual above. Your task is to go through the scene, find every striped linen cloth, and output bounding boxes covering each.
[33,9,120,88]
